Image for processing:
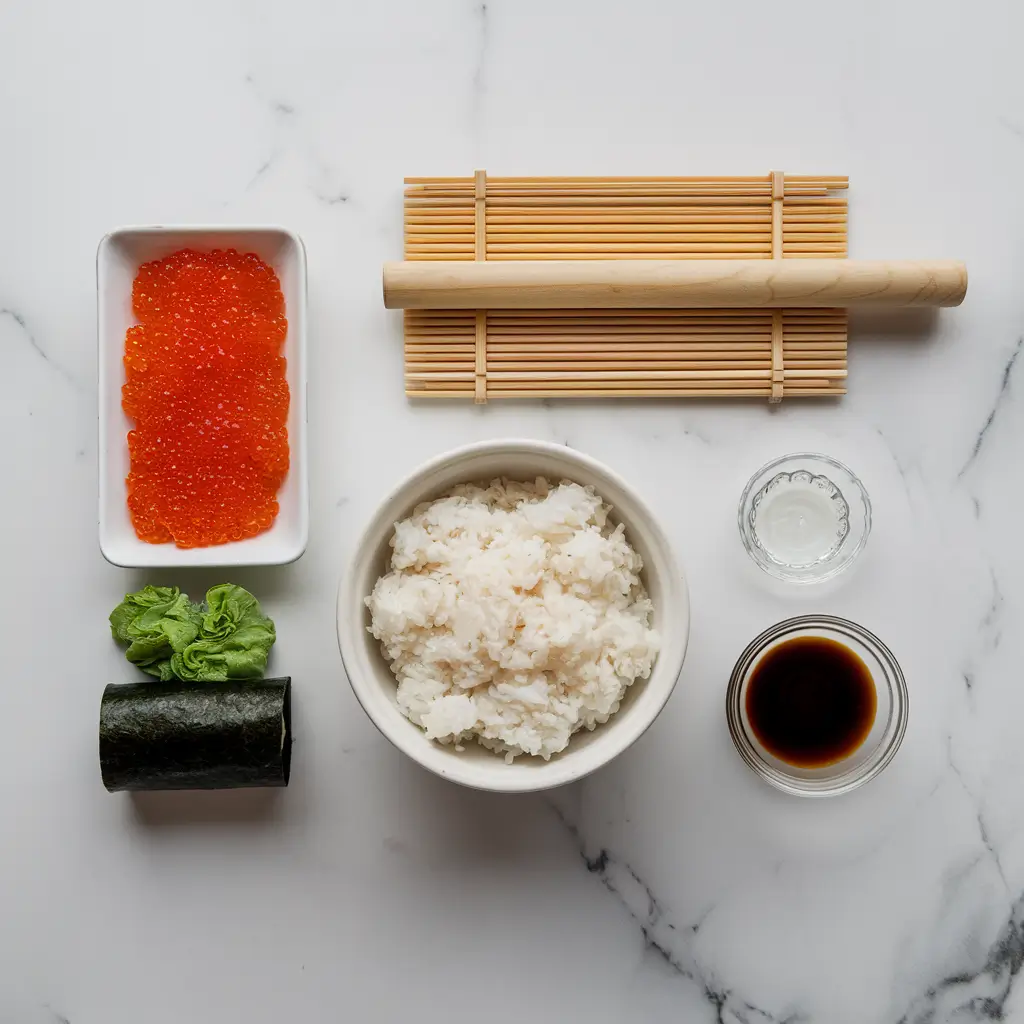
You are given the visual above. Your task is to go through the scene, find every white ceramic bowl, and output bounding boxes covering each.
[337,440,689,793]
[97,225,308,567]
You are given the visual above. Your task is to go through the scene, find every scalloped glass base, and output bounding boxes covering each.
[751,469,850,568]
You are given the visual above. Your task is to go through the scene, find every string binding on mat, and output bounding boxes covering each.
[770,169,785,404]
[474,169,488,404]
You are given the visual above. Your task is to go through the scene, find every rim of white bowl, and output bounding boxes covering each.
[336,439,689,793]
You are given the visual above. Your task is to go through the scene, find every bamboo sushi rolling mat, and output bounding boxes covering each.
[403,172,849,402]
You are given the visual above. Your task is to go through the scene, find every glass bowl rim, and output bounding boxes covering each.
[725,613,908,798]
[737,451,873,584]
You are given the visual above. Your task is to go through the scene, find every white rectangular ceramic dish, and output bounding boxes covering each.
[97,226,308,567]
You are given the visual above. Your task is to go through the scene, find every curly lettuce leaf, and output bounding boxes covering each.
[170,584,276,681]
[109,585,202,679]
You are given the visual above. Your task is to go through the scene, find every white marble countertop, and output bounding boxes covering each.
[3,1,1023,1021]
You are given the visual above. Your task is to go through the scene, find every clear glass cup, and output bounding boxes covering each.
[738,453,871,584]
[726,614,908,797]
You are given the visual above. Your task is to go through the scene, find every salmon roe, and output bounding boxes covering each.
[122,248,289,548]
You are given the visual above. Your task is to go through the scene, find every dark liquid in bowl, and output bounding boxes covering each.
[745,636,876,768]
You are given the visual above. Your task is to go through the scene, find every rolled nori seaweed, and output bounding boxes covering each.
[99,677,291,792]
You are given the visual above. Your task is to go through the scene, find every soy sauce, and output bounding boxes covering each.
[745,636,876,768]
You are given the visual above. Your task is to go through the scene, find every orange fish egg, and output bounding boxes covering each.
[123,248,289,548]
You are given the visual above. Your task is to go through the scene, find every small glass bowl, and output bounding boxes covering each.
[738,453,871,584]
[726,615,908,798]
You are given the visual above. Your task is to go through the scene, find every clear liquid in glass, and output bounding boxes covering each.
[752,470,849,568]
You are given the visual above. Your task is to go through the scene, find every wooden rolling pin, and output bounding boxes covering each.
[383,258,967,309]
